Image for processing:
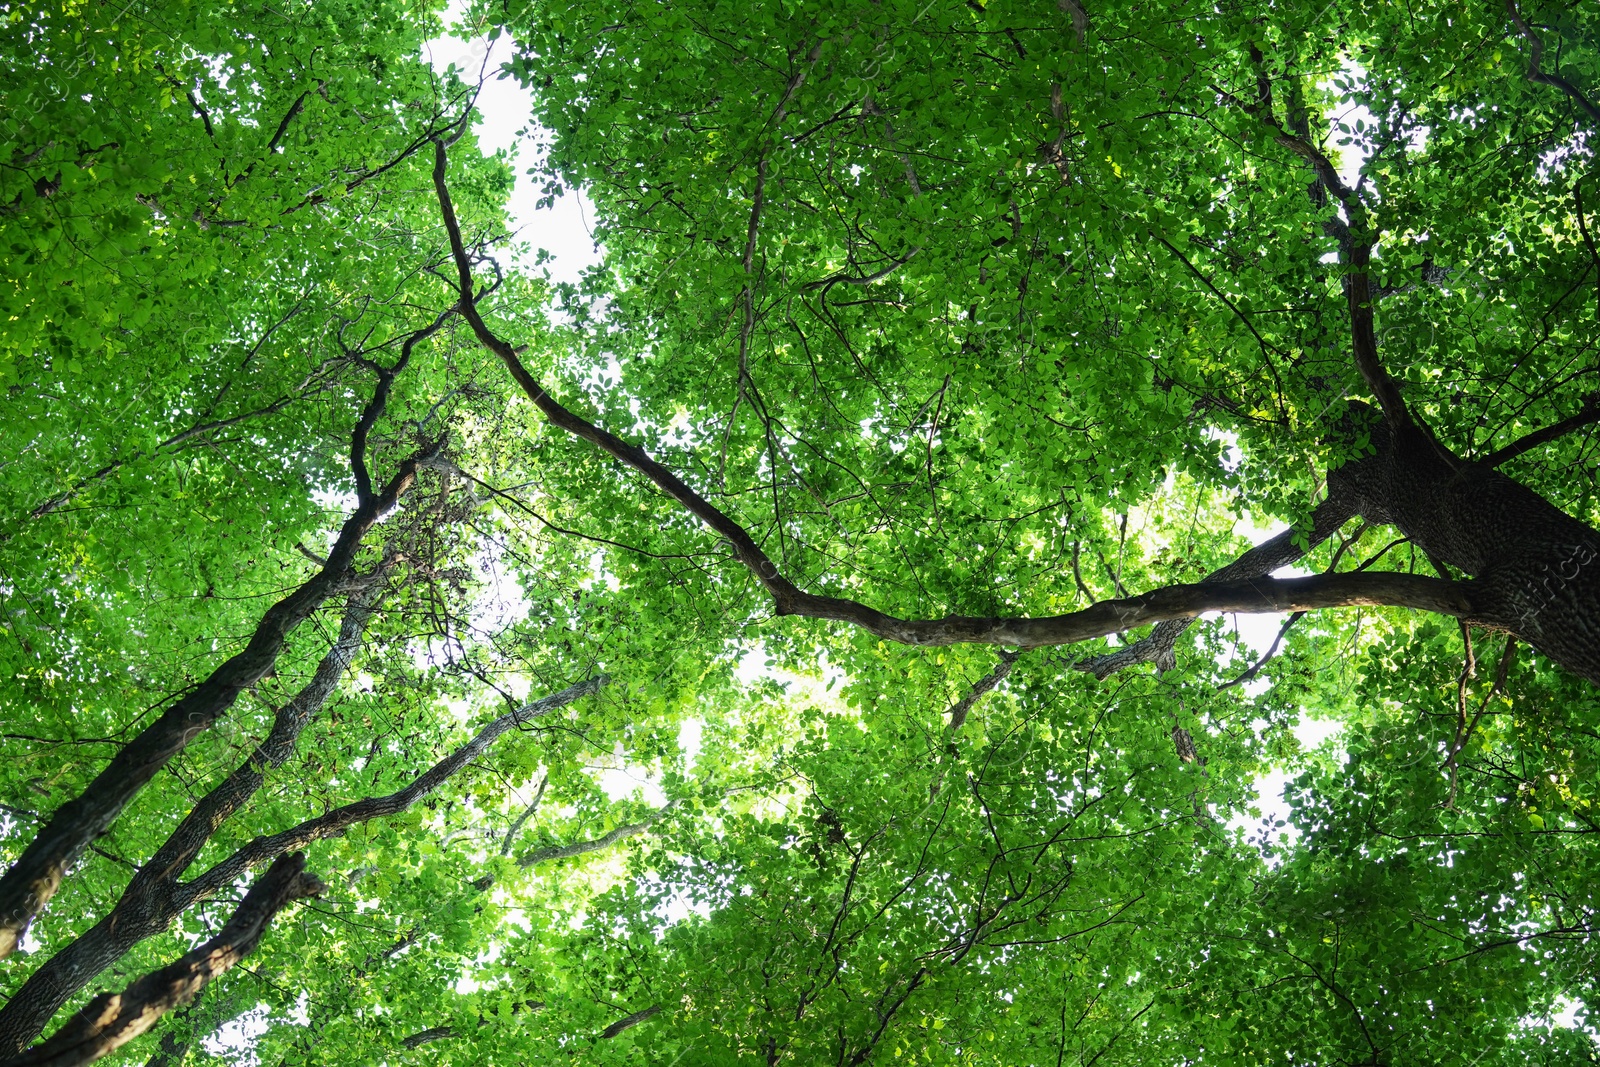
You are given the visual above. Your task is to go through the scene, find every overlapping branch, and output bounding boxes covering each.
[1227,46,1415,429]
[1480,395,1600,468]
[1077,494,1357,678]
[0,362,444,957]
[0,571,395,1054]
[0,854,323,1067]
[0,675,607,1054]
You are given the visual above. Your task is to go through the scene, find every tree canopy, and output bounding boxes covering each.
[3,0,1600,1064]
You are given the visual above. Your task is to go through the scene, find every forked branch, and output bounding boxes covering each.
[1506,0,1600,125]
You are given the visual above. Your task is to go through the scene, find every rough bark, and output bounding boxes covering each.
[1333,410,1600,684]
[0,422,441,958]
[0,577,391,1055]
[0,853,323,1067]
[0,677,602,1054]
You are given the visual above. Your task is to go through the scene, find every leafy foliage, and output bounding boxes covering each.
[3,0,1600,1065]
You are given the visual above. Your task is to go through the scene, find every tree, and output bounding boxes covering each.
[3,0,1600,1065]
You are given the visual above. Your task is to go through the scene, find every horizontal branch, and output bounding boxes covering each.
[776,572,1473,647]
[1077,494,1357,677]
[432,141,1479,656]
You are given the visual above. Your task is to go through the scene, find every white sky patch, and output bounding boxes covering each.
[595,741,668,805]
[426,8,602,288]
[1218,516,1346,848]
[1229,714,1345,853]
[203,1004,270,1066]
[1203,426,1243,472]
[678,717,704,772]
[1550,996,1585,1029]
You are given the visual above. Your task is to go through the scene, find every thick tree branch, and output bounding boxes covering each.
[599,1005,662,1040]
[435,145,1481,655]
[0,572,396,1054]
[402,1027,457,1049]
[1343,243,1414,428]
[1076,494,1357,678]
[0,854,323,1067]
[0,389,441,956]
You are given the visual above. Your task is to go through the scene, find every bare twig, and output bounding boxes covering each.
[1444,637,1517,809]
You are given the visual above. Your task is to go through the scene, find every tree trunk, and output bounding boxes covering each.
[1331,405,1600,684]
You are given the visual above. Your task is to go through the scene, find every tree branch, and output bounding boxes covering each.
[0,387,441,957]
[180,678,605,901]
[1217,611,1307,691]
[0,569,396,1054]
[599,1005,662,1040]
[1076,494,1357,678]
[1227,47,1414,427]
[1480,395,1600,468]
[946,652,1019,734]
[433,145,1478,654]
[516,804,673,869]
[1506,0,1600,125]
[1444,637,1516,809]
[1,854,323,1067]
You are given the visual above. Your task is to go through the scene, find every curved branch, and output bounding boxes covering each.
[431,144,1477,652]
[1506,0,1600,125]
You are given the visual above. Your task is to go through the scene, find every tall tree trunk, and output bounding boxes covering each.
[0,678,605,1053]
